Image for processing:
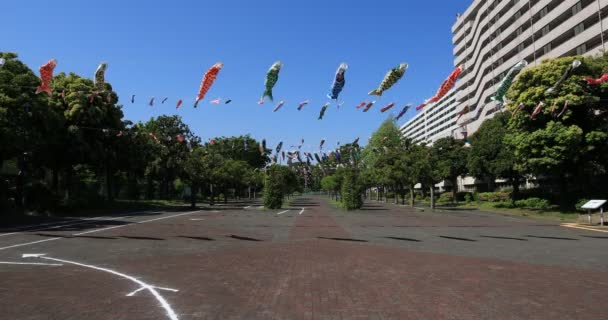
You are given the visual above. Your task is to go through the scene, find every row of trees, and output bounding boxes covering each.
[316,54,608,210]
[0,52,279,214]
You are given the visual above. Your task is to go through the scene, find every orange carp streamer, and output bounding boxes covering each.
[194,62,223,107]
[36,59,57,94]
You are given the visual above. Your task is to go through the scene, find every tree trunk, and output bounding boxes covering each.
[190,184,197,208]
[409,186,415,208]
[52,169,59,193]
[559,173,568,210]
[209,184,214,206]
[430,185,436,210]
[452,177,458,205]
[376,186,380,201]
[105,162,113,202]
[15,155,25,214]
[511,176,520,201]
[394,185,398,204]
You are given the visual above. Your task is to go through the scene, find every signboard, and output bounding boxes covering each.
[581,200,606,210]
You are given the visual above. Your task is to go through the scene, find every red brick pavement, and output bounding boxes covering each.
[116,240,608,320]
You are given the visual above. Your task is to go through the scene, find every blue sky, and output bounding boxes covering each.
[3,0,469,150]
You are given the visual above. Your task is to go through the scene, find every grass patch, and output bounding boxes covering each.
[458,201,578,222]
[328,198,346,210]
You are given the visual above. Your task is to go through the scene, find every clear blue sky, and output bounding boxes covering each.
[3,0,469,151]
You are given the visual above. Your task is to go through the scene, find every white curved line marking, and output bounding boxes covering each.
[277,210,289,215]
[36,255,179,320]
[298,208,305,215]
[0,261,62,266]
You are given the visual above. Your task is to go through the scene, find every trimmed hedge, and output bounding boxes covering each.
[340,169,364,210]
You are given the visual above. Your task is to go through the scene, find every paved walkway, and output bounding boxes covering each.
[0,196,607,319]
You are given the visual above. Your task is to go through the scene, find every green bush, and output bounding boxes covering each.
[514,197,551,210]
[438,192,453,204]
[575,199,589,212]
[25,182,60,212]
[464,193,472,203]
[493,202,516,209]
[340,169,363,210]
[477,192,510,202]
[456,192,473,202]
[263,166,284,209]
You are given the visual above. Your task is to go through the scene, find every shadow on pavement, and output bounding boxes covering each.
[439,236,477,242]
[526,235,578,240]
[178,236,215,241]
[581,235,608,239]
[318,237,368,242]
[480,235,528,241]
[120,236,165,241]
[228,235,262,241]
[384,236,421,242]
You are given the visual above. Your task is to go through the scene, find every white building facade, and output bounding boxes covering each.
[402,0,608,143]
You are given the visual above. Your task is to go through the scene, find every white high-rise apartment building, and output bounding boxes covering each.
[401,0,608,143]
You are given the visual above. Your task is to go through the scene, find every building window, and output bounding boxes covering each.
[516,27,523,36]
[576,43,587,55]
[542,25,550,37]
[515,11,522,20]
[540,6,548,18]
[572,1,583,15]
[518,43,525,53]
[574,23,585,36]
[543,43,552,55]
[496,42,503,51]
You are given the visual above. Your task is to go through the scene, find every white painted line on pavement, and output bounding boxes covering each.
[244,206,252,209]
[277,210,290,215]
[0,211,161,237]
[0,211,200,251]
[0,261,63,266]
[190,219,205,221]
[127,286,178,297]
[23,254,179,320]
[298,208,305,215]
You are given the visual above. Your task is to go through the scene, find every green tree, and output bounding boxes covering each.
[468,112,520,195]
[505,54,608,208]
[143,115,198,199]
[0,53,57,212]
[431,137,468,204]
[263,165,297,209]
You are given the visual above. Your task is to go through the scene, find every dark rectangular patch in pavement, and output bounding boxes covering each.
[384,236,421,242]
[229,235,262,241]
[73,235,117,240]
[526,235,578,241]
[317,237,368,242]
[581,235,608,239]
[439,236,477,242]
[178,236,215,241]
[36,233,70,238]
[120,236,165,241]
[480,235,528,241]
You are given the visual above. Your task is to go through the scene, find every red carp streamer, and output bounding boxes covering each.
[584,73,608,85]
[530,102,545,120]
[380,102,395,113]
[356,102,366,109]
[149,133,160,144]
[416,65,463,110]
[194,62,223,107]
[176,99,183,109]
[36,59,57,94]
